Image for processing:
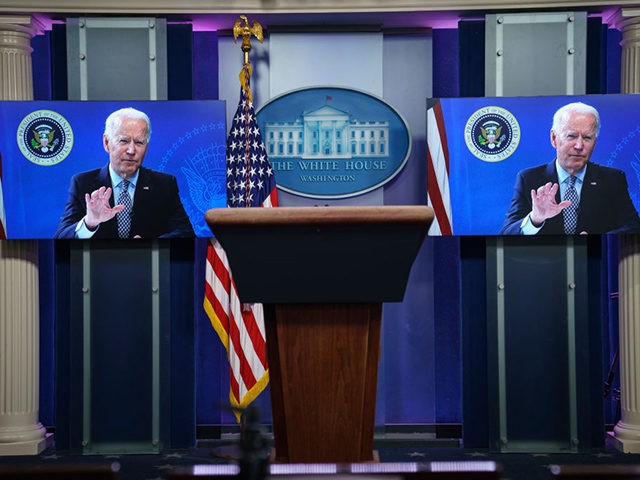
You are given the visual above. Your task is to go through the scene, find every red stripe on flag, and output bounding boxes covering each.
[226,305,258,395]
[427,151,452,235]
[427,102,452,235]
[240,307,268,370]
[433,102,449,173]
[263,187,279,208]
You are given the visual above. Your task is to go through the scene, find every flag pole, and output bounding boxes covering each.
[233,15,263,103]
[202,12,275,425]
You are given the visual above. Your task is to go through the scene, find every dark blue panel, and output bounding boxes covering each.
[32,28,55,431]
[433,236,462,423]
[433,29,459,98]
[169,238,196,447]
[50,24,68,100]
[606,28,622,94]
[461,237,489,447]
[168,24,193,100]
[195,307,226,425]
[38,240,55,427]
[604,234,620,426]
[586,17,604,94]
[90,243,153,444]
[502,240,570,444]
[586,235,605,447]
[55,241,85,451]
[55,240,197,449]
[32,32,52,100]
[193,32,219,100]
[382,239,436,423]
[482,237,603,451]
[54,241,71,450]
[458,20,485,97]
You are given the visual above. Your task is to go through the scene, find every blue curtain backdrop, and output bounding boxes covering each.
[32,19,621,434]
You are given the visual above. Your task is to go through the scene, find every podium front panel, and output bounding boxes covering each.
[217,223,425,303]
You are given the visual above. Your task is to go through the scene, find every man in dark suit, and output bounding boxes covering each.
[55,107,194,239]
[500,102,640,235]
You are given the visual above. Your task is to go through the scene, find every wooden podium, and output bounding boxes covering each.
[205,206,433,463]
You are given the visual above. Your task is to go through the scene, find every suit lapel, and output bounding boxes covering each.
[96,165,115,206]
[577,163,597,229]
[131,167,152,234]
[543,160,564,234]
[94,165,118,237]
[542,160,562,205]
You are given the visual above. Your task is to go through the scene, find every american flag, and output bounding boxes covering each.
[203,72,278,420]
[0,152,6,239]
[426,101,452,235]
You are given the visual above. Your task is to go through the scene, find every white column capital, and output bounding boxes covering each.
[0,15,46,36]
[604,8,633,29]
[0,15,36,100]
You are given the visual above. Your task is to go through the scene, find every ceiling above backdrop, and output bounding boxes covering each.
[0,0,636,30]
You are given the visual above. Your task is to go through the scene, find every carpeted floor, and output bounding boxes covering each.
[1,436,640,480]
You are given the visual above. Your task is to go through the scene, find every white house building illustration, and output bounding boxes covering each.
[264,104,389,159]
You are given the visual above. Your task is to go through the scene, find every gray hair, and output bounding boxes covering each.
[104,107,151,142]
[551,102,600,137]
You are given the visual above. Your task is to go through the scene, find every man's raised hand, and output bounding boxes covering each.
[529,182,571,227]
[84,186,125,229]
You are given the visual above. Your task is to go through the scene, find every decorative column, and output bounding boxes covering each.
[612,7,640,454]
[0,15,35,99]
[0,15,49,455]
[619,9,640,93]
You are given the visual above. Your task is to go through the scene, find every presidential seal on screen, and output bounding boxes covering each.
[17,110,74,166]
[464,106,520,162]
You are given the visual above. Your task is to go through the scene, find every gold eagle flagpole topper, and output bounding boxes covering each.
[233,15,263,103]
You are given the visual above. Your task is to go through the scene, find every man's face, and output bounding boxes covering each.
[103,117,149,179]
[550,112,597,175]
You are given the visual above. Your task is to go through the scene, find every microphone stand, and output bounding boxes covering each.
[604,349,621,424]
[238,405,270,480]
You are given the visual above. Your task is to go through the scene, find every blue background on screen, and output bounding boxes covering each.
[0,100,227,238]
[436,94,640,235]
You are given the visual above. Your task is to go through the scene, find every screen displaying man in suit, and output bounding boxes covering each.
[500,102,640,235]
[54,107,194,239]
